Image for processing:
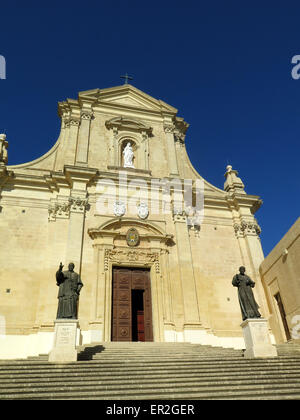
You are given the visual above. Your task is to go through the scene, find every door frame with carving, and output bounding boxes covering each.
[111,266,153,342]
[88,218,174,343]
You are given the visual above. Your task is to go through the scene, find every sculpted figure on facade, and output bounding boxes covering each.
[56,263,83,319]
[232,266,261,321]
[123,142,135,168]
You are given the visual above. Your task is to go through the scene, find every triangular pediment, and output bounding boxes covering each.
[104,95,156,110]
[78,84,178,114]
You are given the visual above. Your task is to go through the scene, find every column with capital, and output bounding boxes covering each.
[225,165,269,320]
[164,124,179,177]
[173,209,202,336]
[64,114,81,166]
[64,167,97,270]
[75,110,93,165]
[141,130,149,171]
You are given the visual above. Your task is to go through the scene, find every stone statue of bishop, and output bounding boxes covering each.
[232,266,261,321]
[56,262,83,319]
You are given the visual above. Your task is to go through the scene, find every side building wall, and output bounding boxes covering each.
[260,217,300,344]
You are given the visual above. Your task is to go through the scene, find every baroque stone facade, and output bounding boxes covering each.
[0,84,275,359]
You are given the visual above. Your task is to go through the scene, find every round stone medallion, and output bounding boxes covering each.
[126,228,139,247]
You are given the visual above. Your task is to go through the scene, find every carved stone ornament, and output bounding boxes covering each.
[113,201,126,217]
[81,112,93,120]
[137,202,149,219]
[69,197,89,212]
[69,119,81,126]
[234,221,261,237]
[163,124,175,134]
[104,249,160,273]
[126,228,140,247]
[174,130,186,144]
[48,202,71,221]
[48,197,89,221]
[173,208,187,222]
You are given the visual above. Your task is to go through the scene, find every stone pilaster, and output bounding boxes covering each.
[160,249,174,327]
[75,110,93,165]
[63,166,97,272]
[164,124,179,177]
[64,195,89,269]
[225,165,269,320]
[64,117,80,166]
[141,130,149,171]
[173,209,201,327]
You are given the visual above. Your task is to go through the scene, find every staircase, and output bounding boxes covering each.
[1,342,300,400]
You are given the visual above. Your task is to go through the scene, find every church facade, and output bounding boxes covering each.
[0,84,273,359]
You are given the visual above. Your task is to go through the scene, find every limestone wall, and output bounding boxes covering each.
[260,218,300,343]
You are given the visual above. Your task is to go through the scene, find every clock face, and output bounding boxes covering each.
[126,228,139,247]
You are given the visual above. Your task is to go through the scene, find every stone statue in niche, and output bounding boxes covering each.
[232,266,261,321]
[56,263,83,319]
[123,142,135,168]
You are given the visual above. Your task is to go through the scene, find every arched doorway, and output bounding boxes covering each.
[88,218,174,342]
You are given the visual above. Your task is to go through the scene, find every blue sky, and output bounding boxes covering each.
[0,0,299,256]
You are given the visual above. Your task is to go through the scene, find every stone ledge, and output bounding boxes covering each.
[107,166,152,176]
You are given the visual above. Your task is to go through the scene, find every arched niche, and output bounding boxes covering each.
[119,137,138,168]
[105,117,152,171]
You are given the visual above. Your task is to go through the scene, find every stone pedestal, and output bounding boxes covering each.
[48,319,79,363]
[241,318,278,359]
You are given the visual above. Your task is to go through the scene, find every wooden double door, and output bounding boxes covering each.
[112,267,153,342]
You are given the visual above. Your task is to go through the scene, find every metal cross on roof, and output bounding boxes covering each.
[120,73,133,85]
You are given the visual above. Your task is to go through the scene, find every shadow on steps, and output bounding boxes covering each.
[78,345,105,361]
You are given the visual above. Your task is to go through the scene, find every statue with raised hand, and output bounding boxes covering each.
[55,262,83,319]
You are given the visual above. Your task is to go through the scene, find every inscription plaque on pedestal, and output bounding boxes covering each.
[48,319,79,363]
[241,318,278,359]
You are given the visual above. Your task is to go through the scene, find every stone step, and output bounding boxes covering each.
[88,353,242,359]
[81,346,238,350]
[1,378,300,398]
[1,364,300,382]
[1,372,300,390]
[76,347,241,352]
[1,382,300,400]
[89,350,239,353]
[28,353,241,361]
[276,344,300,356]
[2,339,300,400]
[1,368,300,384]
[76,342,240,350]
[79,350,243,357]
[1,358,300,373]
[1,356,300,370]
